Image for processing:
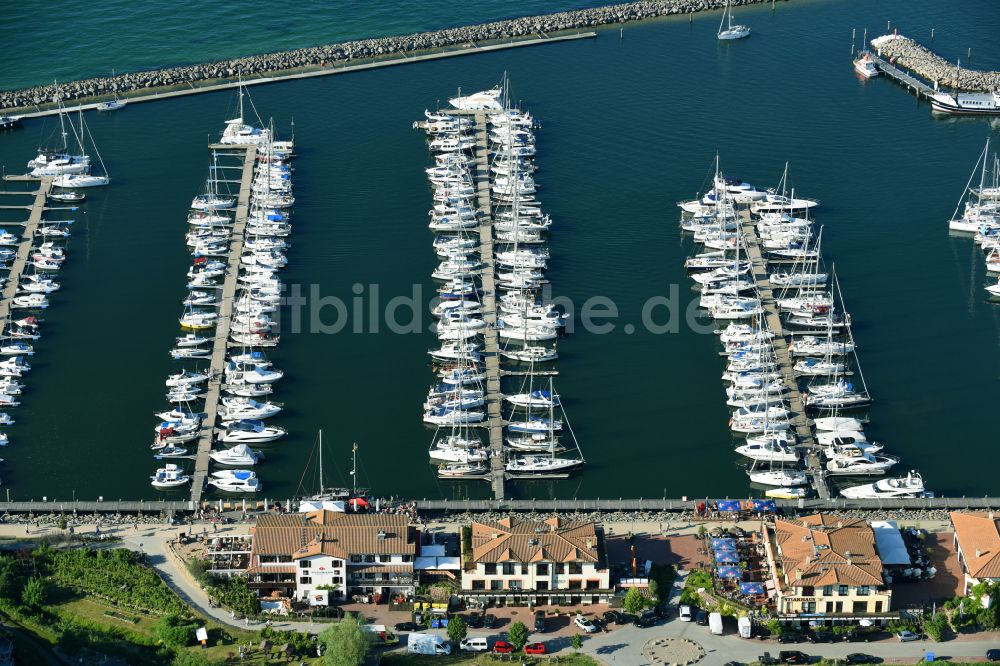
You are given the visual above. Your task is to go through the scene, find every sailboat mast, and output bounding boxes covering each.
[318,429,324,495]
[351,442,358,494]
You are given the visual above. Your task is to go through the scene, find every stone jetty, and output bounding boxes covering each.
[1,0,785,112]
[871,34,1000,92]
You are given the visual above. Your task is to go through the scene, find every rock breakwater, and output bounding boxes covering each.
[1,0,784,111]
[871,34,1000,91]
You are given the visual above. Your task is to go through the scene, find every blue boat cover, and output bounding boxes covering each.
[233,470,253,480]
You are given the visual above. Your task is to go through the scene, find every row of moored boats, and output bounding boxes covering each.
[151,85,295,494]
[416,84,585,480]
[680,159,930,500]
[948,139,1000,297]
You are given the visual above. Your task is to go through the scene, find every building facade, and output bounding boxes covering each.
[763,514,894,624]
[247,510,417,605]
[461,516,612,605]
[950,511,1000,594]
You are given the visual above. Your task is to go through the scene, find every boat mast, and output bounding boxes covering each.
[318,429,324,496]
[351,442,358,494]
[951,140,989,224]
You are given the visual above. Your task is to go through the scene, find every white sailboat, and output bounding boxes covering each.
[717,0,751,40]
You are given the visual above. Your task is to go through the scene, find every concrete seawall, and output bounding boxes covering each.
[1,0,787,113]
[871,34,1000,92]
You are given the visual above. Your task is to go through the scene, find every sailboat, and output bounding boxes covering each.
[948,139,994,232]
[717,0,751,40]
[52,111,110,188]
[28,91,91,176]
[298,434,367,511]
[97,70,127,111]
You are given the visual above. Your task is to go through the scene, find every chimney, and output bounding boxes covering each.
[845,550,852,566]
[795,568,803,581]
[976,548,982,559]
[586,539,594,550]
[377,530,387,541]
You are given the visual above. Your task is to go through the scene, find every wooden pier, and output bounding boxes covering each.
[0,177,54,323]
[868,52,935,100]
[189,145,258,504]
[453,109,507,501]
[739,207,830,499]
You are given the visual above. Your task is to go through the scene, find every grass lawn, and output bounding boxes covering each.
[383,653,600,666]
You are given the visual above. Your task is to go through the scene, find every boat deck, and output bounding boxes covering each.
[190,145,258,504]
[739,207,830,499]
[0,177,53,322]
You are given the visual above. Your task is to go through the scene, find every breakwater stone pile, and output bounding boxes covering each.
[871,34,1000,91]
[0,0,783,111]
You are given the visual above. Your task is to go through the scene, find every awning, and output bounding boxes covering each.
[716,566,743,579]
[871,520,911,566]
[711,538,737,551]
[739,582,766,595]
[716,551,740,564]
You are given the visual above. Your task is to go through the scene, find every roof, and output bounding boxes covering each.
[415,556,462,571]
[771,514,885,588]
[871,520,911,566]
[951,511,1000,579]
[470,516,600,564]
[250,511,416,563]
[350,564,413,575]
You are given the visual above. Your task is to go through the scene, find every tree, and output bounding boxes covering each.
[508,621,529,650]
[21,577,47,608]
[647,578,660,604]
[56,515,68,531]
[571,634,583,652]
[765,618,783,638]
[623,587,647,614]
[319,615,374,666]
[0,556,22,601]
[155,614,198,648]
[447,615,468,644]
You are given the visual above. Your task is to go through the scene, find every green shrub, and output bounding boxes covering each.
[155,614,198,648]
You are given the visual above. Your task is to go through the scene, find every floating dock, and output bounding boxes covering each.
[0,177,54,323]
[738,207,830,499]
[189,145,257,504]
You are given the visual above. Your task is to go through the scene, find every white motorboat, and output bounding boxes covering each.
[814,416,865,431]
[449,88,503,111]
[765,487,808,499]
[218,419,286,443]
[219,397,282,421]
[735,438,799,462]
[226,363,283,384]
[208,469,262,492]
[0,342,33,356]
[839,471,930,499]
[165,370,208,387]
[175,333,211,348]
[826,451,898,475]
[53,174,109,188]
[150,463,190,488]
[209,443,263,466]
[854,51,879,79]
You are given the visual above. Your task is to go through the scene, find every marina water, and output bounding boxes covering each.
[1,0,999,501]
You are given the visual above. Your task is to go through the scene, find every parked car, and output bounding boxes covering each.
[653,604,671,619]
[534,611,547,633]
[806,631,832,643]
[483,614,498,629]
[493,641,515,654]
[778,632,804,644]
[603,610,623,624]
[524,643,546,655]
[574,616,598,633]
[843,630,869,643]
[758,652,779,665]
[459,637,489,653]
[846,654,879,664]
[678,605,693,622]
[633,611,657,628]
[778,651,810,664]
[695,609,709,626]
[988,649,1000,662]
[897,630,920,642]
[465,614,484,629]
[393,622,417,632]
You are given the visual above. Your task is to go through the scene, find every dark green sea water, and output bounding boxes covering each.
[1,0,998,502]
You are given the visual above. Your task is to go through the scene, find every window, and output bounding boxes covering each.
[586,580,599,590]
[332,560,343,568]
[802,602,816,613]
[490,580,502,591]
[569,563,583,575]
[472,580,485,590]
[874,601,883,613]
[555,564,565,575]
[838,585,848,597]
[508,580,521,590]
[484,563,497,575]
[364,555,376,563]
[502,563,516,576]
[568,580,582,590]
[852,601,867,613]
[537,581,548,590]
[857,586,869,596]
[801,586,815,597]
[822,585,833,596]
[350,555,362,563]
[402,555,413,562]
[299,560,310,569]
[536,563,549,576]
[299,577,312,585]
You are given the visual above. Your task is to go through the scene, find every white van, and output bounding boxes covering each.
[459,637,489,652]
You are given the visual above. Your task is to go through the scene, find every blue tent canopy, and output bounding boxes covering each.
[717,500,743,512]
[711,538,736,551]
[739,582,766,595]
[716,566,743,579]
[715,551,740,564]
[752,499,777,512]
